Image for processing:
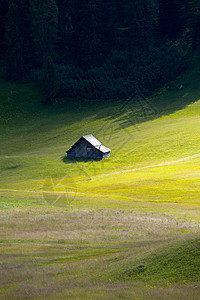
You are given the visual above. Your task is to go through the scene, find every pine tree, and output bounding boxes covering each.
[158,0,179,39]
[5,2,23,80]
[186,0,200,44]
[30,0,58,66]
[115,0,156,49]
[5,0,33,80]
[56,0,74,63]
[0,0,9,54]
[69,0,113,68]
[41,56,58,104]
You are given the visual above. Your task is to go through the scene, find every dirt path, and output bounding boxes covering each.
[0,153,200,195]
[97,153,200,178]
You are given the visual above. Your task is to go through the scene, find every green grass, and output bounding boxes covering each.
[0,52,200,298]
[1,70,200,219]
[112,236,200,285]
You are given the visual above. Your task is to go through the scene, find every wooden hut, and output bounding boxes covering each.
[67,134,111,160]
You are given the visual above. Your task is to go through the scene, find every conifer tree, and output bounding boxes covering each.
[5,0,33,79]
[115,0,156,49]
[56,0,74,63]
[0,0,9,54]
[186,0,200,44]
[70,0,112,67]
[30,0,58,65]
[5,2,23,80]
[41,56,58,104]
[158,0,179,39]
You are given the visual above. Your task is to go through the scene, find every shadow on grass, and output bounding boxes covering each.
[86,54,200,132]
[62,156,102,164]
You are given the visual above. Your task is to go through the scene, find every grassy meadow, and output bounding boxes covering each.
[0,54,200,299]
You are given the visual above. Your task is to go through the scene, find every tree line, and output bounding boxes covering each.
[0,0,200,103]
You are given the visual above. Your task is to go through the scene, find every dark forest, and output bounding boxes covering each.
[1,0,200,103]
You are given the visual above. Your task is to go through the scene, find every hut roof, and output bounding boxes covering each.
[82,134,111,153]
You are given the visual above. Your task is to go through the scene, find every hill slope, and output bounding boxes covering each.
[0,54,200,219]
[0,54,200,299]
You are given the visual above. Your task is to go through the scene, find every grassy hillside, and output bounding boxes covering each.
[0,53,200,298]
[1,57,200,217]
[112,236,200,285]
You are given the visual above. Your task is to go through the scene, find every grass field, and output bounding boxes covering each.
[0,53,200,299]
